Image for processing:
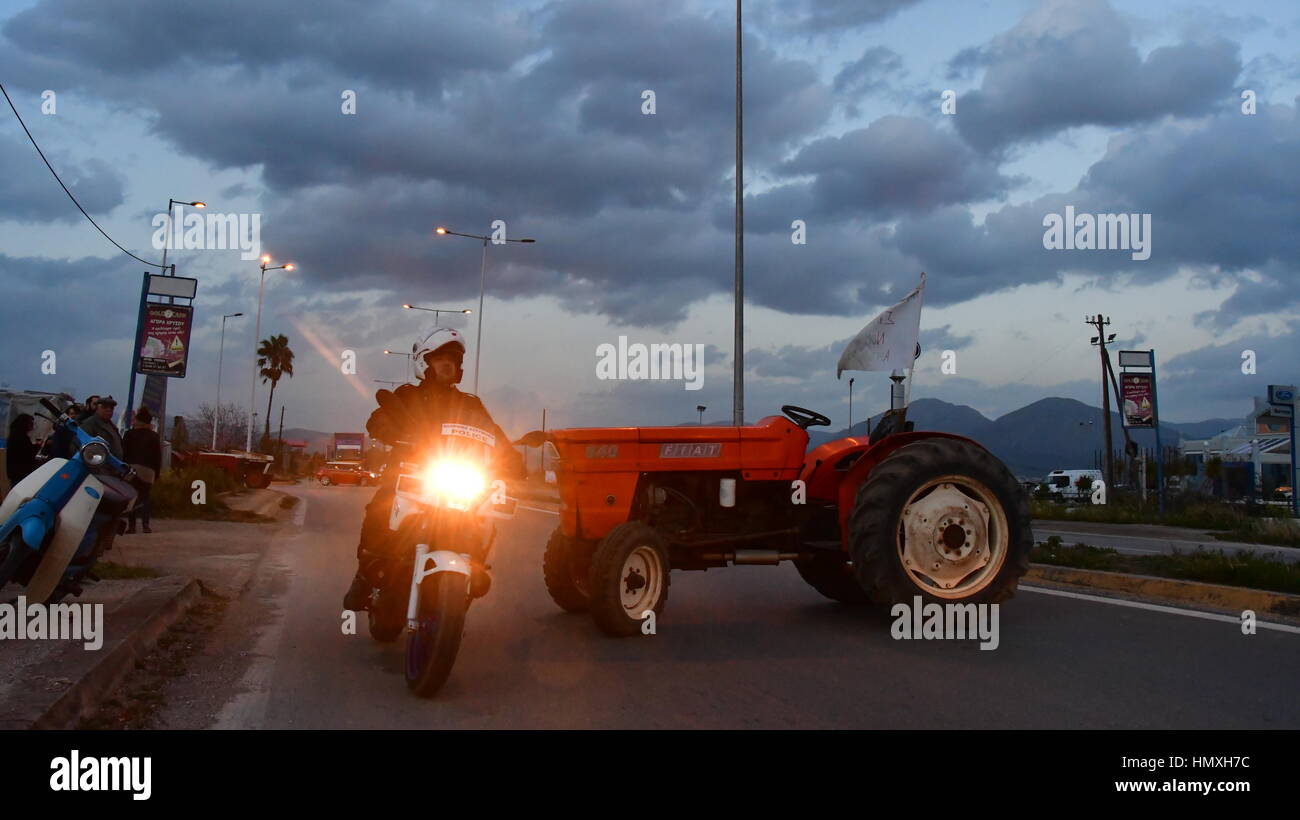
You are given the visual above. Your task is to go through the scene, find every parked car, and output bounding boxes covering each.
[315,461,377,486]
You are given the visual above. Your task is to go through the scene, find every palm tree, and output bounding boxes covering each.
[257,334,295,440]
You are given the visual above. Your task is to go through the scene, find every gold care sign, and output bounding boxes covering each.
[660,443,722,458]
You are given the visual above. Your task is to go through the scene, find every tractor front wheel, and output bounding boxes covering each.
[848,438,1031,605]
[542,527,594,613]
[587,522,670,637]
[794,555,870,604]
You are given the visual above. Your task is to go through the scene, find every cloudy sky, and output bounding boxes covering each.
[1,0,1297,439]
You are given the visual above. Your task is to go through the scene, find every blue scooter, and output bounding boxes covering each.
[0,398,138,604]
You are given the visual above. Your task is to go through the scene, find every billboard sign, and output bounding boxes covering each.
[333,432,364,459]
[1120,372,1155,429]
[136,304,194,377]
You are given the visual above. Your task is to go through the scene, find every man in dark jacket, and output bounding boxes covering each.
[79,396,125,459]
[342,328,526,611]
[123,407,163,533]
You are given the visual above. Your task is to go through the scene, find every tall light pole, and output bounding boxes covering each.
[733,0,744,427]
[246,255,295,452]
[697,405,706,425]
[213,312,243,449]
[848,377,855,432]
[159,198,206,282]
[434,226,535,394]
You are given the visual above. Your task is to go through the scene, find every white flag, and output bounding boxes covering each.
[836,273,925,378]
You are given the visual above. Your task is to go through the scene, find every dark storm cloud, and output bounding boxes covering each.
[833,46,904,98]
[0,133,123,222]
[749,116,1018,227]
[1,0,529,93]
[950,0,1241,154]
[770,0,923,33]
[878,96,1300,318]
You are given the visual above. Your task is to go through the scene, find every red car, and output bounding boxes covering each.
[316,461,378,486]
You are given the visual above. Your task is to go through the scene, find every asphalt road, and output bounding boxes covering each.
[172,485,1300,729]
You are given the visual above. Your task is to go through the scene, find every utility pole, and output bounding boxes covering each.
[1086,314,1117,489]
[540,408,547,474]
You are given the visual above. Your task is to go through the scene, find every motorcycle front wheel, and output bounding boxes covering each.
[405,571,470,698]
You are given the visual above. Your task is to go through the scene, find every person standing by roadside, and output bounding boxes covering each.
[123,407,162,534]
[6,413,38,487]
[80,396,125,460]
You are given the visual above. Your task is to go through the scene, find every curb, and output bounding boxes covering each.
[5,577,202,730]
[1025,563,1300,618]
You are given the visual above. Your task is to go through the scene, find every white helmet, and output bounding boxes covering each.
[411,327,467,382]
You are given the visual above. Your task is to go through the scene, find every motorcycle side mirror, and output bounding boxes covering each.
[514,430,548,448]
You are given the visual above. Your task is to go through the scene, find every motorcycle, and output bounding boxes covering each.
[0,398,138,605]
[364,423,516,697]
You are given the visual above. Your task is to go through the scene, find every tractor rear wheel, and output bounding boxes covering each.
[848,438,1031,605]
[587,522,670,637]
[542,527,594,613]
[794,555,870,604]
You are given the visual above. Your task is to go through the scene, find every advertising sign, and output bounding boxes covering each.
[333,432,365,459]
[136,304,194,377]
[1120,372,1155,429]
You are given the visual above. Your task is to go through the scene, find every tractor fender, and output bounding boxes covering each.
[833,432,986,552]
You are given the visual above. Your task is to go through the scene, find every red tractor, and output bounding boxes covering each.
[521,405,1032,637]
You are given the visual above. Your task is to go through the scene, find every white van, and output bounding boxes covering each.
[1045,469,1103,500]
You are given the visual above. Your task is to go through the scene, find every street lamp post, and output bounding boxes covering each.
[246,256,294,452]
[213,312,243,449]
[126,197,205,433]
[434,226,535,394]
[697,405,706,425]
[384,349,414,383]
[401,304,473,323]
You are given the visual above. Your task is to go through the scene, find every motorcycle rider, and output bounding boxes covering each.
[342,327,526,611]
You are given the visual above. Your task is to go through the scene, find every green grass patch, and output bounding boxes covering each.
[151,465,240,519]
[1031,497,1293,531]
[1031,536,1300,595]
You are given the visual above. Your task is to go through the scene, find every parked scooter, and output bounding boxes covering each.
[0,398,138,604]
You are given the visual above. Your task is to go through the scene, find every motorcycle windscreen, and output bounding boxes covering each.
[26,473,105,604]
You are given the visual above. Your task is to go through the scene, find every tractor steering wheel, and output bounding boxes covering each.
[781,405,832,430]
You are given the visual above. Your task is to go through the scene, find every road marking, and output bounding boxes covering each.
[517,502,559,516]
[293,496,307,527]
[1020,584,1300,634]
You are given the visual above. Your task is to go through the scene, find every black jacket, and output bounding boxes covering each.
[6,432,37,485]
[123,427,163,474]
[366,382,525,482]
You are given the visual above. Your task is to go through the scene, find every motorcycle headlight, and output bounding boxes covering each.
[421,459,488,509]
[81,441,110,467]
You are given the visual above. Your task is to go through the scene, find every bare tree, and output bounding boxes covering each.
[185,402,250,451]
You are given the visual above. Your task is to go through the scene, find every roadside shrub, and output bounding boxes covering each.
[150,465,239,518]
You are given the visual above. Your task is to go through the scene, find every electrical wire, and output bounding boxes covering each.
[0,82,166,269]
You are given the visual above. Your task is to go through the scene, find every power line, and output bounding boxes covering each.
[0,82,166,269]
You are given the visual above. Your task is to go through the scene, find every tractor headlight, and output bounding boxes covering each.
[421,459,488,509]
[81,441,110,467]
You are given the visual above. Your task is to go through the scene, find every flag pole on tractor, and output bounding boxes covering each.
[837,272,926,435]
[732,0,744,427]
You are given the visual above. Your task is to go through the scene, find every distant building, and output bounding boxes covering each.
[1180,397,1292,494]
